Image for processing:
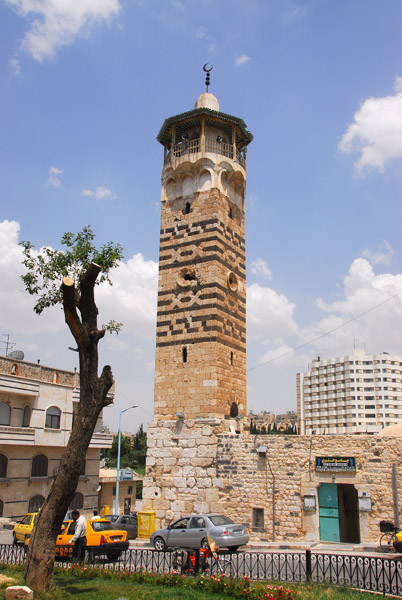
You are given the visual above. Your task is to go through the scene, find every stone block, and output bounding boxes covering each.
[5,587,33,600]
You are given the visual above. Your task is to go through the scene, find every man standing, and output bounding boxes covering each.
[68,510,87,562]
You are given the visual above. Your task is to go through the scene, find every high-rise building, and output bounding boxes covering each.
[297,349,402,434]
[153,82,253,420]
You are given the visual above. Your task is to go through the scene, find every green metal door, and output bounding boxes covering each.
[318,483,340,542]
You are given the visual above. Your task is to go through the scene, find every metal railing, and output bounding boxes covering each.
[2,545,402,596]
[165,138,246,168]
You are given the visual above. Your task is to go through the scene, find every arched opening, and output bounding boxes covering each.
[230,402,239,418]
[45,406,61,429]
[52,372,59,384]
[28,495,45,512]
[182,175,193,196]
[0,454,7,478]
[22,406,31,427]
[10,363,18,375]
[31,454,48,477]
[0,402,10,426]
[183,201,191,214]
[199,170,212,192]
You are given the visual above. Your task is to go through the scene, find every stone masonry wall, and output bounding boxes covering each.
[143,418,402,543]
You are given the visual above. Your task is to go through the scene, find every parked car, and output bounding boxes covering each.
[13,512,38,545]
[24,518,129,560]
[107,514,138,539]
[150,514,249,552]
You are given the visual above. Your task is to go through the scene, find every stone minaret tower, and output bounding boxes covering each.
[154,77,253,421]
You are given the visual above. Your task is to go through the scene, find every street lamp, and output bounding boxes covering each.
[115,404,138,514]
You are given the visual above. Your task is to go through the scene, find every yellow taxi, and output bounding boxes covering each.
[55,518,129,561]
[13,512,38,545]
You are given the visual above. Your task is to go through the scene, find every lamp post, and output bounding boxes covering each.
[115,405,138,514]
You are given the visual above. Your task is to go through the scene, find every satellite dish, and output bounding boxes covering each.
[96,485,101,492]
[7,350,24,360]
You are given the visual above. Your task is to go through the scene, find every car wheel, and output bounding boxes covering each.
[201,538,210,549]
[153,536,166,551]
[12,533,17,545]
[228,546,239,552]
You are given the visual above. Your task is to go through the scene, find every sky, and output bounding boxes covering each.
[1,0,402,434]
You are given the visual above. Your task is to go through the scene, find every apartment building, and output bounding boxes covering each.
[297,349,402,435]
[0,356,113,519]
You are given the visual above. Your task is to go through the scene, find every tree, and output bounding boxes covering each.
[20,226,124,592]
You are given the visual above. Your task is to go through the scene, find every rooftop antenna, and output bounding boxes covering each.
[203,63,213,92]
[1,334,15,356]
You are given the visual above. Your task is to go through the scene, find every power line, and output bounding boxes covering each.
[248,289,402,372]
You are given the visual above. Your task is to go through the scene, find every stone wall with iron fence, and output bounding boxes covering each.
[143,417,402,543]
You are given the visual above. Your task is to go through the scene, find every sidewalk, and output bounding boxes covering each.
[129,537,383,555]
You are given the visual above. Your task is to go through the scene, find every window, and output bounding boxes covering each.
[171,518,189,529]
[0,454,7,478]
[22,406,31,427]
[10,363,18,375]
[28,495,45,512]
[31,454,48,477]
[80,460,86,476]
[128,486,133,495]
[0,402,10,426]
[0,499,3,517]
[45,406,61,429]
[182,347,188,363]
[190,517,206,528]
[52,372,59,384]
[230,402,239,418]
[69,492,83,510]
[252,508,264,530]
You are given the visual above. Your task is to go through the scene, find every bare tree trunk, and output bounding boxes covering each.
[24,267,114,592]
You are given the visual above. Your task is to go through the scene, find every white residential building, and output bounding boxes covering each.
[0,356,113,519]
[297,349,402,435]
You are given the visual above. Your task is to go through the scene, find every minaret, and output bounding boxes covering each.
[154,68,253,421]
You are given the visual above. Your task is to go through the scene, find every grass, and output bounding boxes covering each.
[0,564,388,599]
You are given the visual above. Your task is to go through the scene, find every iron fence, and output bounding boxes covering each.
[1,544,402,597]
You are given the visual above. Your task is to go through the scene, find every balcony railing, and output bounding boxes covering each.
[165,137,246,168]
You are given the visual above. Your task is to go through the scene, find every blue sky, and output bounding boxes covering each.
[1,0,402,433]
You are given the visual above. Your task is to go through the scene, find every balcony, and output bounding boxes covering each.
[164,137,246,168]
[0,425,35,445]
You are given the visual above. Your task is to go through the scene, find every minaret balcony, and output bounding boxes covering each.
[164,137,246,169]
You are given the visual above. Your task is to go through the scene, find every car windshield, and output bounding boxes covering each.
[108,516,118,522]
[91,521,114,532]
[208,515,234,526]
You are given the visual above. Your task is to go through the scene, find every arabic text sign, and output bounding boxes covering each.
[315,456,356,472]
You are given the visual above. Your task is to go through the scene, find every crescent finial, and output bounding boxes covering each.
[203,63,213,73]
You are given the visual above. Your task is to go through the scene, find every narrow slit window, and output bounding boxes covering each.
[230,351,234,366]
[182,347,188,363]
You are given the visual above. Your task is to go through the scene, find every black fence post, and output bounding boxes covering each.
[194,549,200,576]
[305,549,312,581]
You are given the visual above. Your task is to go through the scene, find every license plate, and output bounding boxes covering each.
[112,536,120,541]
[233,529,242,534]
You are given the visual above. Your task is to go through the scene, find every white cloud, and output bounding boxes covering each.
[309,258,402,355]
[339,76,402,175]
[47,166,62,188]
[235,54,250,66]
[361,240,394,266]
[247,283,299,341]
[5,0,120,62]
[250,258,272,281]
[82,186,116,200]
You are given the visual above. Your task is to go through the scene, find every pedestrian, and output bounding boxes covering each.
[92,510,101,520]
[68,509,87,562]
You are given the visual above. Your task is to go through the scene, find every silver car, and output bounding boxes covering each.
[150,513,249,552]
